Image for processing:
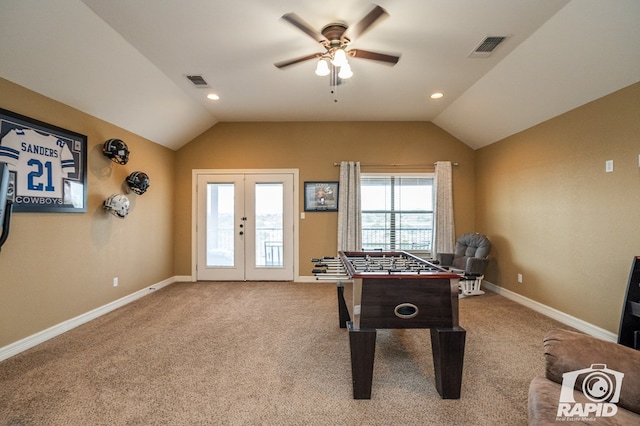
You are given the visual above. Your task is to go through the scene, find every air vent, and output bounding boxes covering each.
[186,74,209,88]
[469,36,508,58]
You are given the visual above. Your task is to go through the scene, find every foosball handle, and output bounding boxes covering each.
[311,256,337,261]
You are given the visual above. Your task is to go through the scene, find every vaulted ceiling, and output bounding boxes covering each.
[1,0,639,150]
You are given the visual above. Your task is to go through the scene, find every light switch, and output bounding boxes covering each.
[605,160,613,173]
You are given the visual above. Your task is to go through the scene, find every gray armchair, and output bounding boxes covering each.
[437,232,491,296]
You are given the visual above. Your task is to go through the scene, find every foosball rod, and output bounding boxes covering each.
[315,274,351,281]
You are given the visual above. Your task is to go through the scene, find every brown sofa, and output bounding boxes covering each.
[528,328,640,425]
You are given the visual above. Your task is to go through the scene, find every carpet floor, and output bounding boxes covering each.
[0,281,572,425]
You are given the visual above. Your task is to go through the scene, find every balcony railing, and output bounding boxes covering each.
[207,227,431,266]
[206,228,283,266]
[361,227,432,251]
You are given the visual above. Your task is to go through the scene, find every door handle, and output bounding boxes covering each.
[239,231,244,235]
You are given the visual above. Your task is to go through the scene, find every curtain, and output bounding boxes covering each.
[434,161,455,256]
[337,161,362,252]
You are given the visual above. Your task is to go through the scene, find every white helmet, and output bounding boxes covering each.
[104,194,130,218]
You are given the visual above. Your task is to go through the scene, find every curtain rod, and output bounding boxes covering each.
[333,162,459,168]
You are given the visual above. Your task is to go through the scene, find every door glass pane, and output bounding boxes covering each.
[206,183,234,267]
[255,183,283,267]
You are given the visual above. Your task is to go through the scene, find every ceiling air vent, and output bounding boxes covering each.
[186,74,209,88]
[469,36,508,58]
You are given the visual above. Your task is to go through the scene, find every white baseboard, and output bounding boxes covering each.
[2,277,618,363]
[0,277,178,362]
[482,281,618,342]
[298,277,617,342]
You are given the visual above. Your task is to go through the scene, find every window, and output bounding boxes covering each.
[361,174,434,253]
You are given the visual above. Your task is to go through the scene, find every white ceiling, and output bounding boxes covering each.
[1,0,639,151]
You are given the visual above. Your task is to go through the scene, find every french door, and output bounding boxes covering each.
[196,172,295,281]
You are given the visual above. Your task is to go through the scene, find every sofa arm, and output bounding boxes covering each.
[528,376,564,424]
[528,376,640,425]
[543,328,640,415]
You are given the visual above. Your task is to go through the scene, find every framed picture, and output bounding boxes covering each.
[0,108,87,213]
[304,181,339,212]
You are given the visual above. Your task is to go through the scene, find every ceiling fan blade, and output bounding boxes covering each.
[274,53,322,69]
[281,13,326,44]
[342,5,388,41]
[349,49,400,65]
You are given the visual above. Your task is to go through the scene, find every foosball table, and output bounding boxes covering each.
[312,251,466,399]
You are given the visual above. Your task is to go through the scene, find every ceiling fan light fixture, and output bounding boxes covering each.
[338,63,353,79]
[276,5,400,92]
[315,58,330,76]
[331,48,348,67]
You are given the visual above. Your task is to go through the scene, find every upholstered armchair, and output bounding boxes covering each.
[436,232,491,296]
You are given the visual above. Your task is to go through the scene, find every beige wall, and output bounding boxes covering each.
[0,78,175,348]
[174,122,477,276]
[9,75,635,349]
[475,82,640,333]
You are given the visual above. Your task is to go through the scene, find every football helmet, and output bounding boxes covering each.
[102,138,129,165]
[104,194,130,218]
[126,171,150,195]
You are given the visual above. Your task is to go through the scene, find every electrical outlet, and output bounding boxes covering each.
[517,273,523,283]
[113,277,119,287]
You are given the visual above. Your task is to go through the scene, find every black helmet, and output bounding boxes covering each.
[126,171,150,195]
[102,139,129,165]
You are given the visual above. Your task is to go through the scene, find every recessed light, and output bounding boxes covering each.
[430,92,444,99]
[207,93,220,100]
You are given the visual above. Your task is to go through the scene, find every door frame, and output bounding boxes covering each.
[191,169,299,281]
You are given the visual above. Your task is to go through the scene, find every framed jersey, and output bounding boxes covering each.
[0,108,87,213]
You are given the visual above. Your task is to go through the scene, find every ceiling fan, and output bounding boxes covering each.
[274,4,400,84]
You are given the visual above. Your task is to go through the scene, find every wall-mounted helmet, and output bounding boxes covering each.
[102,139,129,165]
[104,194,130,218]
[126,171,150,195]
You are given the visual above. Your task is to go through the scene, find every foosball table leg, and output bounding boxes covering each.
[337,283,350,328]
[430,326,466,399]
[347,322,377,399]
